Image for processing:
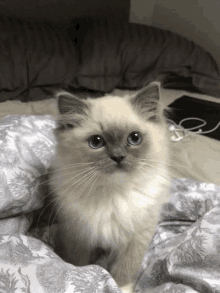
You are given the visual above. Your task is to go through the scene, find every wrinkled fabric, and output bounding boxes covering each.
[1,115,220,292]
[137,179,220,293]
[0,235,119,293]
[0,115,56,219]
[0,17,220,103]
[2,178,220,292]
[74,18,220,96]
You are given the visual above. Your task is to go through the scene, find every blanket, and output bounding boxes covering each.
[0,114,220,293]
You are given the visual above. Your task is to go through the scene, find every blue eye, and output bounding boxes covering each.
[88,135,105,149]
[127,132,142,145]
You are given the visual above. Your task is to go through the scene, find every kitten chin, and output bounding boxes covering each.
[50,82,170,293]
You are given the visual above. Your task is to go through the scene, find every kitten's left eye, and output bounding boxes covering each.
[88,135,105,149]
[127,132,142,145]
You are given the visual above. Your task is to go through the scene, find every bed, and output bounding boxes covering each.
[1,16,220,293]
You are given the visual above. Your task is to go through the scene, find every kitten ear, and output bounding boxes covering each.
[57,92,89,116]
[56,92,90,129]
[131,82,161,121]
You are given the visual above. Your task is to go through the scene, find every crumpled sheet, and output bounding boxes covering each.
[1,115,220,292]
[137,179,220,293]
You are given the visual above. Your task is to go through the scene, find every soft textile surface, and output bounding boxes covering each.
[0,115,56,219]
[137,179,220,293]
[1,114,220,292]
[0,98,58,120]
[0,16,220,103]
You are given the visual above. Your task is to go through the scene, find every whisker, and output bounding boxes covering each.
[37,166,97,187]
[137,161,183,179]
[138,165,177,183]
[47,197,60,229]
[48,171,98,232]
[36,167,97,208]
[87,172,100,199]
[36,196,58,230]
[137,174,172,198]
[50,170,100,229]
[137,158,185,169]
[36,167,98,226]
[65,168,99,193]
[138,163,173,179]
[39,161,96,176]
[135,169,160,201]
[49,197,70,235]
[140,162,190,182]
[77,170,99,196]
[47,170,98,227]
[44,168,100,235]
[102,177,107,199]
[138,166,184,192]
[71,171,100,206]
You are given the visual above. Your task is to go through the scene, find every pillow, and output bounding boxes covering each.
[0,17,79,102]
[70,18,220,97]
[0,17,219,103]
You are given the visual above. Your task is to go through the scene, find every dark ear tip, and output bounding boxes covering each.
[56,91,89,116]
[149,81,161,87]
[56,92,76,101]
[56,92,73,114]
[136,81,161,98]
[146,81,161,90]
[56,95,70,115]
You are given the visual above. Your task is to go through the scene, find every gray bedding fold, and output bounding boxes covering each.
[0,114,220,292]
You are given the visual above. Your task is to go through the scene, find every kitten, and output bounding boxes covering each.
[50,82,170,293]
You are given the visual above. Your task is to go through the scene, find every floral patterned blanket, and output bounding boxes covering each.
[0,115,220,293]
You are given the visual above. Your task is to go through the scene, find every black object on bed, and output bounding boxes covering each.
[167,96,220,141]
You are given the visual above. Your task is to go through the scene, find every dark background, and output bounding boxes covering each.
[0,0,130,24]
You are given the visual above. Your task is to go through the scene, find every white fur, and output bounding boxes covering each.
[51,84,170,291]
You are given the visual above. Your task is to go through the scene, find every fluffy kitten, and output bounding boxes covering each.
[50,82,170,293]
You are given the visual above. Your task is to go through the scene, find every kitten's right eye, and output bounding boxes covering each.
[127,132,142,145]
[88,135,105,149]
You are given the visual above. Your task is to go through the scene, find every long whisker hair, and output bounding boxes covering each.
[39,161,97,176]
[138,165,187,194]
[36,166,98,229]
[136,157,190,179]
[136,158,186,169]
[50,169,100,234]
[36,165,98,209]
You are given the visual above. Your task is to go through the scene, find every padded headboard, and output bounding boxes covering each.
[0,17,219,103]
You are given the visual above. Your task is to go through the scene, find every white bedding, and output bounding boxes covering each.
[160,88,220,186]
